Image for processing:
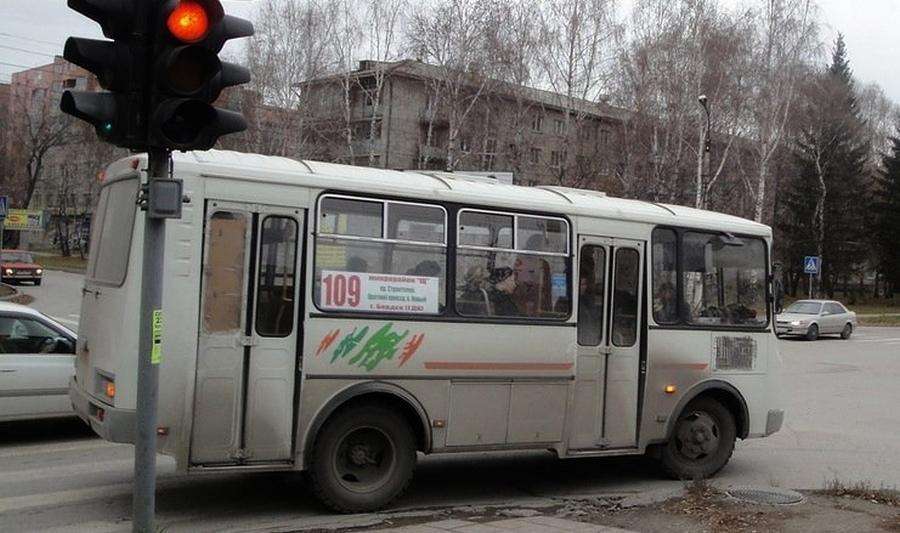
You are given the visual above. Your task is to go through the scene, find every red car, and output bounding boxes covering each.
[1,250,43,286]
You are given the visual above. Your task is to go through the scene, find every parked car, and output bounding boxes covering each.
[0,302,77,422]
[1,249,44,285]
[775,299,858,341]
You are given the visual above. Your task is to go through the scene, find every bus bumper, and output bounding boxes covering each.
[765,409,784,436]
[69,376,135,444]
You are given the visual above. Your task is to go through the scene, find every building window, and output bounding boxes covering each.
[599,128,611,146]
[531,114,543,132]
[554,119,566,135]
[482,138,497,171]
[529,147,542,165]
[62,78,76,89]
[456,210,570,319]
[314,195,447,315]
[550,150,565,168]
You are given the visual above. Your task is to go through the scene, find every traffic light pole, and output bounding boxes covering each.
[133,147,170,533]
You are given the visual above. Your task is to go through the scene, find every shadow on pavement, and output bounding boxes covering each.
[0,416,96,446]
[149,451,663,522]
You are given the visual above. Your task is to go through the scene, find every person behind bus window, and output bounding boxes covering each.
[653,281,679,323]
[489,267,521,317]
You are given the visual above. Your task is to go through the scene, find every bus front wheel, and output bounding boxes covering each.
[660,397,736,480]
[309,404,416,513]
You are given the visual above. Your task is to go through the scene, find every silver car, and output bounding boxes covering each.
[0,302,77,422]
[775,299,858,341]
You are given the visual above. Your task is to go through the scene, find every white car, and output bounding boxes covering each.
[0,301,77,422]
[775,299,858,341]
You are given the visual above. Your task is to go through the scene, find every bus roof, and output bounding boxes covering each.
[109,150,771,237]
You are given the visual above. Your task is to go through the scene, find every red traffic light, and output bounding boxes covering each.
[167,1,210,43]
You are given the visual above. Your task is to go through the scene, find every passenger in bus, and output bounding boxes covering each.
[457,265,491,316]
[513,235,552,316]
[406,260,441,278]
[653,281,679,323]
[346,256,368,273]
[488,267,521,316]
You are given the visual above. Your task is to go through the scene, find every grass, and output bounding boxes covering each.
[34,254,88,273]
[859,315,900,327]
[821,479,900,506]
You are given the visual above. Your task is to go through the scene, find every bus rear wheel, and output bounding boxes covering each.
[309,404,416,513]
[660,397,736,480]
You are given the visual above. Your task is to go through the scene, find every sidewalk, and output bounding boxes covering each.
[369,516,634,533]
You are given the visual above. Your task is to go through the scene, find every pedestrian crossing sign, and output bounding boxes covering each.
[803,256,820,275]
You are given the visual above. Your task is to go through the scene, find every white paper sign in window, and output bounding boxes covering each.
[320,270,440,314]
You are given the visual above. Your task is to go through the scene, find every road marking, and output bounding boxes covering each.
[854,338,900,343]
[0,440,123,459]
[0,482,133,514]
[0,458,134,484]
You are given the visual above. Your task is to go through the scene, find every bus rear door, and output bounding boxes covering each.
[190,202,303,465]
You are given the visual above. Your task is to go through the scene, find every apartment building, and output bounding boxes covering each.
[299,59,631,186]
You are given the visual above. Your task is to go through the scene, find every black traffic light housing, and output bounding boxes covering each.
[149,0,254,150]
[61,0,254,151]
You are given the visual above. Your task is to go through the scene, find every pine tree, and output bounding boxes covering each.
[876,128,900,295]
[787,34,870,297]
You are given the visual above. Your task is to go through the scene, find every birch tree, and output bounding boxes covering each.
[406,0,498,171]
[245,0,338,157]
[359,0,407,166]
[745,0,819,222]
[537,0,620,185]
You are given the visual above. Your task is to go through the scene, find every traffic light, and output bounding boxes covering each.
[149,0,254,150]
[60,0,145,148]
[61,0,254,151]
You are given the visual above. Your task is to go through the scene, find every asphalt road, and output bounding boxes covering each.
[12,269,84,330]
[1,271,899,531]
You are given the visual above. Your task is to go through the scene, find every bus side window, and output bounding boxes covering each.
[577,246,605,346]
[255,216,298,337]
[651,228,679,324]
[611,248,639,347]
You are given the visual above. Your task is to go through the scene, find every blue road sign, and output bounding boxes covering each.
[0,195,8,219]
[803,256,821,275]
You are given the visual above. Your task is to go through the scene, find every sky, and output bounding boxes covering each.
[0,0,898,103]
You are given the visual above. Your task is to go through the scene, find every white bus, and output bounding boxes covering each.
[70,150,784,512]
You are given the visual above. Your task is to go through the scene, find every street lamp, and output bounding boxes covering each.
[698,94,711,206]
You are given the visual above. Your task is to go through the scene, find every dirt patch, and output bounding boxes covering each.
[332,485,900,533]
[6,294,35,305]
[0,284,14,298]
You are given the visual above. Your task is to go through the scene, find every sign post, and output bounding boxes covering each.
[0,195,9,251]
[803,256,821,299]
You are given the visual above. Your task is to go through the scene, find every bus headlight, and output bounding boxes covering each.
[35,268,43,275]
[4,268,12,275]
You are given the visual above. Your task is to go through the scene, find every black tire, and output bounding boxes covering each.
[660,397,736,480]
[805,324,819,341]
[840,323,852,339]
[308,404,416,513]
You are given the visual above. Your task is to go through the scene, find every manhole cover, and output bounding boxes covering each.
[726,486,804,505]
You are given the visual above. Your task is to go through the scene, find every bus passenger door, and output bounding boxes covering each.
[191,202,303,465]
[569,237,610,449]
[603,241,644,449]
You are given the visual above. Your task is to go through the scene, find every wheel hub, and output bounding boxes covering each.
[676,411,720,460]
[349,444,371,466]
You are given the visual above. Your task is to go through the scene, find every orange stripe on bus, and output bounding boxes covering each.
[424,361,574,371]
[658,363,709,370]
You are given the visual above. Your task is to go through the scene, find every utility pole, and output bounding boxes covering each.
[132,147,170,531]
[61,1,253,530]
